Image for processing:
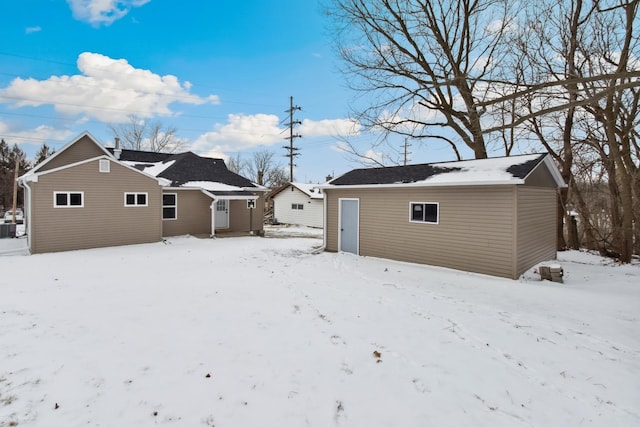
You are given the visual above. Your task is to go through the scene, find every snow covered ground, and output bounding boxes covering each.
[0,232,638,427]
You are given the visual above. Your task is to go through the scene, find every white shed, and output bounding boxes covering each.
[271,182,324,228]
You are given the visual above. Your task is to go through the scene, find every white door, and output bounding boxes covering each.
[215,200,229,229]
[339,199,359,254]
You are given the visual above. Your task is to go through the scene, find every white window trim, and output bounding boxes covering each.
[162,193,177,220]
[54,191,84,208]
[409,201,439,224]
[99,159,110,173]
[124,192,149,207]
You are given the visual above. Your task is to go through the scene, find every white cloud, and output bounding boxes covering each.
[192,114,361,158]
[25,26,42,34]
[66,0,150,26]
[299,118,360,137]
[363,149,384,165]
[0,121,75,148]
[0,52,218,123]
[192,114,283,157]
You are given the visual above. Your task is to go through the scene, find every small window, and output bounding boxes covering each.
[291,203,304,210]
[410,202,439,224]
[125,192,148,207]
[54,192,84,208]
[99,159,110,173]
[163,193,177,220]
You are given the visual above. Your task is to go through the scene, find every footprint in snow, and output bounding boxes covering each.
[335,400,347,426]
[412,378,430,393]
[330,335,345,345]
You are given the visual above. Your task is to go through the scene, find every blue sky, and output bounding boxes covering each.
[0,0,457,183]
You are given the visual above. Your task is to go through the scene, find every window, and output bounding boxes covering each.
[291,203,304,210]
[54,192,84,208]
[125,192,148,207]
[99,159,110,173]
[410,202,439,224]
[162,193,177,219]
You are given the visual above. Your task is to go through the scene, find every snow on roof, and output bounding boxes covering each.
[180,181,246,192]
[122,160,175,177]
[423,154,542,185]
[328,153,552,187]
[291,182,324,199]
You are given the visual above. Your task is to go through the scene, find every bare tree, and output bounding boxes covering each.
[240,150,289,188]
[580,0,639,262]
[335,134,399,167]
[497,0,598,250]
[110,115,185,153]
[328,0,517,160]
[501,0,640,260]
[226,153,245,175]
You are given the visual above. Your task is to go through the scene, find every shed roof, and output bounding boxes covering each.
[327,153,565,188]
[270,182,324,199]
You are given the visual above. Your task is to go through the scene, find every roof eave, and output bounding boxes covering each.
[538,154,568,188]
[318,180,526,190]
[28,131,114,175]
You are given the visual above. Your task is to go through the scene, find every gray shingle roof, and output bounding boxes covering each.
[330,153,548,186]
[108,148,257,188]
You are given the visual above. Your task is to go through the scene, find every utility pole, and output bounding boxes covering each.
[401,137,412,166]
[283,96,302,182]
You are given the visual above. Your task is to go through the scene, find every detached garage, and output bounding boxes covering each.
[320,153,566,279]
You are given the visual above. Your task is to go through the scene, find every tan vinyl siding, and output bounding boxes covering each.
[29,159,162,254]
[162,190,213,237]
[229,194,264,232]
[325,192,338,251]
[37,135,108,172]
[326,186,516,278]
[516,187,557,276]
[160,191,265,237]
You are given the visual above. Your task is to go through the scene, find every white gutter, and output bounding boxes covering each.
[210,200,216,238]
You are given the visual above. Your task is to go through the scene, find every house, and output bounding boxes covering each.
[270,182,324,228]
[19,132,265,254]
[319,153,566,279]
[109,147,266,238]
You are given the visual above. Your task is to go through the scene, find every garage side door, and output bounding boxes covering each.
[339,198,359,254]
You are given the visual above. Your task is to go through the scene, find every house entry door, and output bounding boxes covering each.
[215,200,229,229]
[339,198,359,254]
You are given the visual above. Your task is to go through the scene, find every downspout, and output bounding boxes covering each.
[210,198,216,238]
[322,190,327,251]
[512,186,518,280]
[20,179,33,253]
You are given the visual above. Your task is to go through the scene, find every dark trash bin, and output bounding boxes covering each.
[0,223,17,238]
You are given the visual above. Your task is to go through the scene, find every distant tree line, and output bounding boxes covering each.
[0,140,54,211]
